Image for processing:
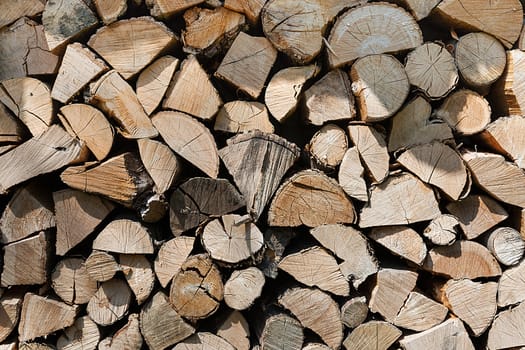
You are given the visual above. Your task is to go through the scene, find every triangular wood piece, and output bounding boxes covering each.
[0,289,24,343]
[369,226,427,265]
[173,332,235,350]
[57,316,100,350]
[498,259,525,307]
[152,111,219,178]
[154,236,195,288]
[0,0,44,33]
[395,0,441,20]
[343,321,402,350]
[220,131,300,220]
[482,115,525,168]
[487,301,525,349]
[87,278,132,326]
[400,318,474,350]
[338,147,368,202]
[0,102,25,145]
[348,124,389,183]
[98,313,142,350]
[394,292,448,332]
[214,101,274,134]
[138,138,181,193]
[492,50,525,115]
[146,0,205,18]
[51,257,98,305]
[217,311,250,350]
[93,219,154,254]
[224,0,264,26]
[120,254,155,305]
[93,0,127,24]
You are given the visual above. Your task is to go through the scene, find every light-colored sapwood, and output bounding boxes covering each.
[98,313,142,350]
[343,321,402,350]
[341,296,368,329]
[87,278,132,326]
[423,214,459,246]
[51,258,98,305]
[482,115,525,168]
[136,56,179,115]
[492,49,525,115]
[390,0,441,20]
[302,344,330,350]
[120,255,155,305]
[214,101,274,133]
[93,0,127,24]
[260,313,303,350]
[348,124,389,183]
[308,124,347,170]
[217,311,250,350]
[0,289,23,342]
[146,0,205,18]
[0,0,45,28]
[399,318,474,350]
[172,332,236,350]
[57,316,100,350]
[369,226,427,265]
[138,138,181,193]
[224,267,265,310]
[85,251,120,282]
[93,219,154,254]
[487,301,525,349]
[394,291,448,332]
[498,259,525,307]
[154,236,194,288]
[484,227,525,266]
[224,0,265,26]
[338,147,368,202]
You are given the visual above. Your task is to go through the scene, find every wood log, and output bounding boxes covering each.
[389,0,440,20]
[423,240,502,279]
[388,96,453,152]
[87,278,132,326]
[394,291,448,332]
[120,254,155,305]
[98,313,142,350]
[173,332,236,350]
[492,49,525,115]
[348,124,389,183]
[0,102,25,145]
[0,17,60,80]
[278,287,343,350]
[350,54,409,122]
[404,42,458,99]
[85,251,120,282]
[57,316,100,350]
[484,227,523,268]
[42,0,98,51]
[169,254,223,320]
[224,0,265,26]
[359,173,441,228]
[214,101,274,134]
[51,43,108,104]
[93,0,127,24]
[170,177,244,235]
[0,77,53,136]
[482,115,525,168]
[51,258,98,305]
[327,3,422,68]
[0,343,16,350]
[369,226,427,265]
[136,55,179,116]
[140,291,195,350]
[138,138,181,193]
[423,214,459,246]
[399,318,474,350]
[259,312,303,350]
[310,224,378,288]
[1,232,49,287]
[217,311,250,350]
[463,151,525,208]
[152,111,219,178]
[220,131,300,220]
[278,246,349,296]
[88,70,158,139]
[265,65,318,122]
[18,293,78,342]
[303,344,330,350]
[224,267,265,310]
[154,236,194,288]
[498,259,525,307]
[340,296,368,329]
[338,147,368,202]
[259,228,296,279]
[0,289,24,343]
[163,55,222,120]
[93,219,154,254]
[146,0,205,18]
[0,0,45,29]
[343,321,402,350]
[215,32,277,99]
[307,124,347,171]
[433,0,522,48]
[487,301,525,349]
[20,343,55,350]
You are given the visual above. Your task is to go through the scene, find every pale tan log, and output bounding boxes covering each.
[438,279,497,336]
[303,69,356,126]
[423,240,502,279]
[423,214,459,246]
[224,0,265,26]
[262,0,363,64]
[499,259,525,307]
[152,111,219,178]
[0,343,16,350]
[93,219,154,254]
[463,151,525,208]
[98,313,142,350]
[265,65,318,122]
[217,311,250,350]
[341,296,368,329]
[53,189,114,256]
[359,173,441,228]
[348,124,389,183]
[146,0,205,18]
[302,344,330,350]
[138,138,181,193]
[399,318,474,350]
[224,267,265,310]
[338,147,368,202]
[0,17,60,80]
[259,228,296,279]
[1,232,49,287]
[58,104,114,161]
[260,313,303,350]
[0,0,45,28]
[220,131,300,220]
[215,32,277,98]
[85,251,120,282]
[343,321,401,350]
[0,77,53,136]
[88,17,176,79]
[0,289,23,342]
[435,89,491,135]
[482,115,525,168]
[57,316,100,350]
[214,101,274,133]
[369,268,418,323]
[87,279,132,326]
[120,255,155,305]
[390,0,440,20]
[278,287,343,350]
[202,214,264,264]
[307,124,347,171]
[0,103,25,145]
[487,301,525,349]
[328,3,422,67]
[93,0,127,24]
[310,224,378,288]
[0,182,54,244]
[154,237,194,288]
[484,227,525,266]
[88,70,158,139]
[434,0,522,48]
[169,254,223,320]
[18,293,78,342]
[173,332,236,350]
[136,56,178,115]
[394,291,448,332]
[163,55,222,120]
[42,0,98,51]
[405,42,458,99]
[369,226,427,265]
[388,96,453,152]
[268,169,356,227]
[351,54,409,122]
[52,43,108,104]
[51,258,98,305]
[492,49,525,115]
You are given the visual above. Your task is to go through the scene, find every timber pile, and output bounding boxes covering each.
[2,0,525,349]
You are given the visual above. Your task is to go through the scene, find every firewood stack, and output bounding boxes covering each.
[2,0,525,349]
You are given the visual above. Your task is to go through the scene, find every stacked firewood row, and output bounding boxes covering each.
[1,0,525,349]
